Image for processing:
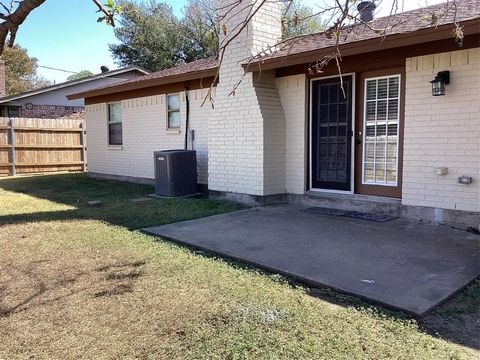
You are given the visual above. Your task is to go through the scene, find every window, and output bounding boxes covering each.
[167,94,181,129]
[1,106,20,117]
[108,102,122,145]
[362,75,400,185]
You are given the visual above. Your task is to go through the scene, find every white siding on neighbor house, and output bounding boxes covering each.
[277,74,307,195]
[403,48,480,212]
[85,90,212,184]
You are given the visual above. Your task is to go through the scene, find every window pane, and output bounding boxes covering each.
[386,163,397,183]
[375,163,386,182]
[108,103,122,123]
[377,79,388,99]
[168,111,181,129]
[388,99,398,120]
[364,163,374,182]
[377,100,387,121]
[387,124,398,141]
[364,142,375,162]
[366,80,376,100]
[109,123,122,145]
[366,101,376,122]
[168,94,180,111]
[389,77,399,98]
[387,142,397,163]
[7,106,20,117]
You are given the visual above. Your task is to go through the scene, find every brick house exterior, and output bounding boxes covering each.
[69,0,480,227]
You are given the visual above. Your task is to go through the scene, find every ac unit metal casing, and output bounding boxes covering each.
[153,150,197,196]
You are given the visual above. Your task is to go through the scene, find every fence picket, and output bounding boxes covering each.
[0,117,86,176]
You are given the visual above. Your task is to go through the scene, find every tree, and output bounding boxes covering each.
[67,70,94,81]
[109,0,218,72]
[1,45,50,96]
[180,0,219,62]
[0,0,121,56]
[281,0,325,39]
[109,1,183,72]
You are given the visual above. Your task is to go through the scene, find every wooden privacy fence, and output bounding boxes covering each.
[0,117,86,176]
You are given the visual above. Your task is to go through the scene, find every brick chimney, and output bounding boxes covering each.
[209,0,287,198]
[0,60,5,97]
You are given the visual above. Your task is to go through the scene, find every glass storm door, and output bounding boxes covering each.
[311,76,353,191]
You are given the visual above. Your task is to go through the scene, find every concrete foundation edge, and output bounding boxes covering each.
[87,175,478,228]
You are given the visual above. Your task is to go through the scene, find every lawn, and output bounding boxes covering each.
[0,174,478,359]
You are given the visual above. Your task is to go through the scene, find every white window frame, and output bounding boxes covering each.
[167,93,181,130]
[107,102,123,146]
[361,74,401,186]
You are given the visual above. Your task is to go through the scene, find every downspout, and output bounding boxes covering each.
[184,82,190,150]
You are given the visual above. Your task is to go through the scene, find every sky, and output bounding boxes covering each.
[16,0,445,84]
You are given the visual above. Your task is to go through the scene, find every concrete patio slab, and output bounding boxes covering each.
[143,204,480,315]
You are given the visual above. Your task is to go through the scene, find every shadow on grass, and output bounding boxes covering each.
[0,173,244,230]
[0,258,147,318]
[1,173,479,351]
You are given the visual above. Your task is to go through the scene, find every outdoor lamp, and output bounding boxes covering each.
[430,71,450,96]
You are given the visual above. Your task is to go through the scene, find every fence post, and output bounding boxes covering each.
[9,118,16,176]
[80,121,86,172]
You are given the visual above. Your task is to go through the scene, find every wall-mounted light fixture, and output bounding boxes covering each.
[430,71,450,96]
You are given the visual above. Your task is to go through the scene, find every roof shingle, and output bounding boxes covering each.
[250,0,480,65]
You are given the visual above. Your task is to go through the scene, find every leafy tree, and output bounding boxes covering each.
[1,45,50,96]
[109,1,183,72]
[110,0,218,72]
[179,0,218,62]
[282,0,325,39]
[67,70,94,81]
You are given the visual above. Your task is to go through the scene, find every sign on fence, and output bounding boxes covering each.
[0,117,86,176]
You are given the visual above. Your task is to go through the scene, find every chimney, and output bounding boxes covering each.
[0,60,5,97]
[357,1,376,23]
[100,65,110,73]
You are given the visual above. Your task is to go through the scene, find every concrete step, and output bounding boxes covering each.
[288,191,402,216]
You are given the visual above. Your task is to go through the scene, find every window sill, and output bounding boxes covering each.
[108,145,123,150]
[166,129,181,135]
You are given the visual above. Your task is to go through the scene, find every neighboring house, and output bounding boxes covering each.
[68,0,480,227]
[0,65,148,118]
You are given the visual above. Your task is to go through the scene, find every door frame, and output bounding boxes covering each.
[309,73,356,194]
[354,67,405,198]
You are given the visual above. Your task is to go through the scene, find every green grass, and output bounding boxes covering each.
[0,173,243,229]
[0,173,478,359]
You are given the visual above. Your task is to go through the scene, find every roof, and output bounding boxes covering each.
[67,57,218,100]
[248,0,480,69]
[68,0,480,100]
[0,66,148,104]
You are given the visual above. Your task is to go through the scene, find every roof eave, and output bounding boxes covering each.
[244,18,480,72]
[67,68,218,100]
[0,66,150,104]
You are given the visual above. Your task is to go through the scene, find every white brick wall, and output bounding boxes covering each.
[209,0,286,196]
[276,74,307,194]
[85,90,212,184]
[403,48,480,212]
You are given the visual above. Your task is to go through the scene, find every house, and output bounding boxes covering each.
[68,0,480,227]
[0,65,148,118]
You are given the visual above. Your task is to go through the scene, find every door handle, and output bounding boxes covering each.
[356,131,362,145]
